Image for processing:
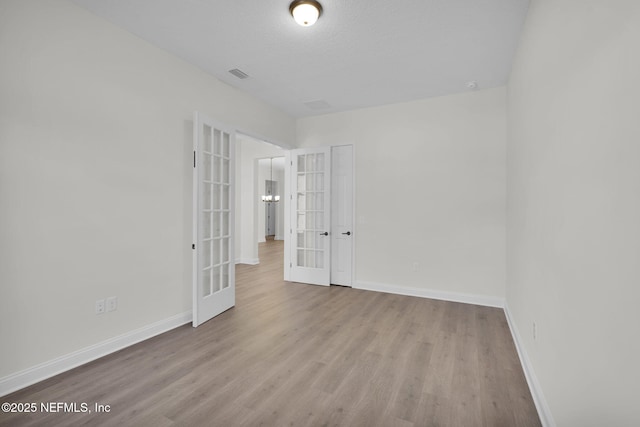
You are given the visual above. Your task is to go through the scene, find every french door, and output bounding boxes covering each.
[192,112,235,327]
[289,147,332,286]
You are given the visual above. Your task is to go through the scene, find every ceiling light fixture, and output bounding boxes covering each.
[289,0,323,27]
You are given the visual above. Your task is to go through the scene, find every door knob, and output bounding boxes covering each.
[342,231,351,236]
[320,232,329,236]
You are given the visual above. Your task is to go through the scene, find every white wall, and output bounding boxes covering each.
[297,88,507,301]
[235,136,284,264]
[0,0,294,381]
[507,1,640,426]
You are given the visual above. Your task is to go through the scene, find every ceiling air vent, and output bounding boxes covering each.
[228,68,249,79]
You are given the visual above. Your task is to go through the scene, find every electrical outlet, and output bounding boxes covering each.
[533,321,537,341]
[95,299,105,315]
[412,262,419,272]
[106,296,118,312]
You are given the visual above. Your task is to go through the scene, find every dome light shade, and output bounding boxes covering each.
[289,0,322,27]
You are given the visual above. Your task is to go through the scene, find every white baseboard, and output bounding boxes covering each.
[504,304,555,427]
[0,311,192,397]
[354,280,504,308]
[235,258,259,265]
[275,235,284,241]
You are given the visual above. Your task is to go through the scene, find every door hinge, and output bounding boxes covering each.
[290,262,292,268]
[193,151,196,168]
[192,243,195,250]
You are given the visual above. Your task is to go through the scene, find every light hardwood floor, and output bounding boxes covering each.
[1,240,541,426]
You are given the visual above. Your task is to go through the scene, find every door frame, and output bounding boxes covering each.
[234,132,292,267]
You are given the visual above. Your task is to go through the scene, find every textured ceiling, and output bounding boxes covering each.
[72,0,530,118]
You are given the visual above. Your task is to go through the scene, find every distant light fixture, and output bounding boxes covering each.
[467,81,478,90]
[289,0,323,27]
[262,158,280,203]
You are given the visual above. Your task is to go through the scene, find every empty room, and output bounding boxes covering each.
[1,1,638,426]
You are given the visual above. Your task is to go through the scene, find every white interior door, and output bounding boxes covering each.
[192,112,235,327]
[331,145,354,286]
[289,147,331,286]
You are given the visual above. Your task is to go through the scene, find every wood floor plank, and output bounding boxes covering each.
[0,239,541,426]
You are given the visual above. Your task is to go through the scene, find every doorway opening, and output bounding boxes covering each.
[233,134,354,288]
[258,157,285,242]
[235,133,286,266]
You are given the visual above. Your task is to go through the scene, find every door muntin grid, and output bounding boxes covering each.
[200,127,232,297]
[295,152,327,269]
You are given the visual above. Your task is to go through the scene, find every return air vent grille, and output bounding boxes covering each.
[228,68,249,79]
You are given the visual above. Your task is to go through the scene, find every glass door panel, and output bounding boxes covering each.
[289,147,331,285]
